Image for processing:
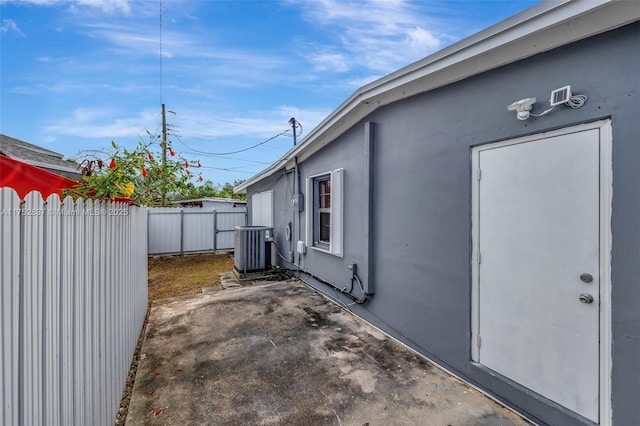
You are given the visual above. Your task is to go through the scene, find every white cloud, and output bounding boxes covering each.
[77,20,289,75]
[292,0,445,74]
[1,0,131,14]
[1,19,25,36]
[307,52,351,73]
[79,22,160,55]
[405,26,441,51]
[302,0,417,35]
[43,107,159,140]
[70,0,131,14]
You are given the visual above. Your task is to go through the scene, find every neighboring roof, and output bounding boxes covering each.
[0,134,82,177]
[173,197,247,204]
[235,0,640,193]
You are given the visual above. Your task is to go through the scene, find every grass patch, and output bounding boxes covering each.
[148,252,234,301]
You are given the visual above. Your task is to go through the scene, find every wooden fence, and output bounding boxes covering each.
[0,188,148,426]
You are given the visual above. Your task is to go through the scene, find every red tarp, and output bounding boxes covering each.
[0,154,81,200]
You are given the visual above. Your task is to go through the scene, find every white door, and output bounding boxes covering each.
[251,191,273,227]
[471,123,611,423]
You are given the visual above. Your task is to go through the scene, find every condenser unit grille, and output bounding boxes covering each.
[234,226,271,273]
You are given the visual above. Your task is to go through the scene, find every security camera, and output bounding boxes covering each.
[507,97,537,120]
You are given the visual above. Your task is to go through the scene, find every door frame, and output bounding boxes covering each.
[470,119,612,425]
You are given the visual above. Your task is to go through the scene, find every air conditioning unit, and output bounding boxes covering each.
[234,226,272,274]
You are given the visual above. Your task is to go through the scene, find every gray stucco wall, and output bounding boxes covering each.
[247,22,640,426]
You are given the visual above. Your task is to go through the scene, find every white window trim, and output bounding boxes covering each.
[305,168,343,257]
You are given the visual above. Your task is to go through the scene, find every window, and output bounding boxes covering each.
[317,177,331,244]
[305,169,343,256]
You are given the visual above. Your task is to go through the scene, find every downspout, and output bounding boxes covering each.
[290,117,302,269]
[363,121,376,296]
[295,155,302,268]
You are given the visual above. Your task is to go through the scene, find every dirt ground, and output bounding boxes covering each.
[148,253,234,301]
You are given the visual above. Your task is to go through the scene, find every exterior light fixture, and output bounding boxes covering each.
[507,97,537,120]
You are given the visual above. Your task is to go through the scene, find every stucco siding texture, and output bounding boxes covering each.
[247,22,640,426]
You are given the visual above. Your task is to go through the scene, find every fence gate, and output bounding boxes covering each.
[148,208,246,255]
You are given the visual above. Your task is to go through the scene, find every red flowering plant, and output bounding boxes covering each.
[67,133,199,206]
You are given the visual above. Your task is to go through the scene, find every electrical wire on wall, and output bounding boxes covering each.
[269,238,370,305]
[530,94,588,117]
[267,166,295,261]
[301,268,369,306]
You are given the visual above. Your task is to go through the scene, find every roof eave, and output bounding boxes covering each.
[173,197,247,204]
[21,158,82,175]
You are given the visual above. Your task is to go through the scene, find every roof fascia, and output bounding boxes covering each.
[22,159,81,175]
[173,197,246,204]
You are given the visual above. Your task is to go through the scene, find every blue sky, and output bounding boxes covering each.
[0,0,540,185]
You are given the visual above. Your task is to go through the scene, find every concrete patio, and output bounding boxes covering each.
[126,279,529,425]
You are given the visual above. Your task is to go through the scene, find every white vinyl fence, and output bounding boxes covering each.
[0,188,148,426]
[148,208,246,255]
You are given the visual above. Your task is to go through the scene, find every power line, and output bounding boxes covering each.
[200,163,264,171]
[205,117,251,126]
[175,145,272,164]
[172,129,291,156]
[198,165,256,174]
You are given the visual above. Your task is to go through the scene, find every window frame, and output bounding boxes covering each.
[315,175,331,248]
[305,169,343,257]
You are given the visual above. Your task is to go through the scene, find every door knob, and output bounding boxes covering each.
[579,293,594,304]
[580,273,593,283]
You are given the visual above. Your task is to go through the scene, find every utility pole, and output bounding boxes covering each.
[289,117,297,146]
[161,103,168,206]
